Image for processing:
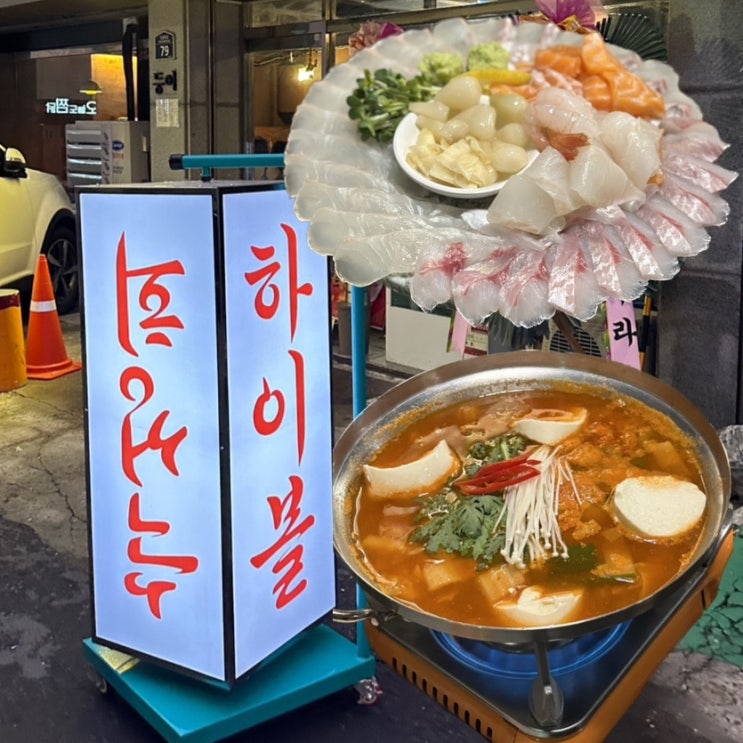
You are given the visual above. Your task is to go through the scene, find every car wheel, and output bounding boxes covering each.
[43,224,78,315]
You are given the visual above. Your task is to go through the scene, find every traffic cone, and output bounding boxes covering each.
[0,288,27,391]
[25,255,82,380]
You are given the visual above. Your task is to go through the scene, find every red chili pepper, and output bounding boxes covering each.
[472,455,541,481]
[459,466,540,494]
[457,452,541,494]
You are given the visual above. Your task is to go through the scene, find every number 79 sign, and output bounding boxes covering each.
[155,30,176,60]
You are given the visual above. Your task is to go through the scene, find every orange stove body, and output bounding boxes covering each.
[365,529,735,742]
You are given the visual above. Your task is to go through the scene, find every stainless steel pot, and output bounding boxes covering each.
[333,351,731,644]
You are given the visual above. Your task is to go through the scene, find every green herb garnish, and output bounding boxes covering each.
[346,68,439,143]
[411,493,506,569]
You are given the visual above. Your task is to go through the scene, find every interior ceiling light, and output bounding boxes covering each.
[297,63,315,82]
[79,80,103,96]
[297,50,317,82]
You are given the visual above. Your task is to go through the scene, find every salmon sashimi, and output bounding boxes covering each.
[489,67,583,101]
[534,45,584,78]
[581,74,612,111]
[580,32,665,119]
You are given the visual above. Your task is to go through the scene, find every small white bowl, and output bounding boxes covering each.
[392,110,538,199]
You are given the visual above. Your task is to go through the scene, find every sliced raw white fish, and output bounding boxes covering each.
[411,241,470,310]
[613,475,706,538]
[487,175,566,235]
[661,120,729,161]
[547,231,603,321]
[575,220,645,301]
[637,195,711,258]
[431,17,478,56]
[287,129,388,172]
[497,586,582,626]
[513,407,587,445]
[659,171,730,226]
[497,249,552,328]
[294,182,442,223]
[636,60,703,120]
[332,245,391,286]
[661,151,738,193]
[363,440,460,499]
[520,147,581,216]
[291,103,357,137]
[284,156,383,197]
[569,144,646,208]
[451,249,520,325]
[608,212,680,281]
[336,226,469,285]
[600,111,662,190]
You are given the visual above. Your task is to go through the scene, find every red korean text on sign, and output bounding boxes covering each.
[116,231,199,620]
[116,231,186,356]
[245,223,316,609]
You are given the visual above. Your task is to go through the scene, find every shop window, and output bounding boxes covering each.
[246,0,323,28]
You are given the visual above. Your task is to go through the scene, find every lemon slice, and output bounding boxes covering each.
[461,68,532,87]
[497,586,582,626]
[512,407,587,445]
[363,440,460,499]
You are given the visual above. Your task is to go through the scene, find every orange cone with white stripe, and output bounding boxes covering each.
[25,254,82,380]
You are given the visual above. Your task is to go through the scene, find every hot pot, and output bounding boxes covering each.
[332,350,731,645]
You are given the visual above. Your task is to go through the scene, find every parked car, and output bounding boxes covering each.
[0,144,78,314]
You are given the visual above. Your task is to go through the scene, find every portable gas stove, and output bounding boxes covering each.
[364,517,735,742]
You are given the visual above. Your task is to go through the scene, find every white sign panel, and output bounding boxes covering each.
[80,190,226,680]
[222,189,335,677]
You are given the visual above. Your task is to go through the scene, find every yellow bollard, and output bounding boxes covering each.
[0,288,27,391]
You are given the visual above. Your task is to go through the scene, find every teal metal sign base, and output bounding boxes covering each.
[83,625,376,742]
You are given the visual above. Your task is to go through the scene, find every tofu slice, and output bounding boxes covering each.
[363,440,460,499]
[496,586,582,626]
[613,475,706,538]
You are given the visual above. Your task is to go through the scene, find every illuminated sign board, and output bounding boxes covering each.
[78,185,335,683]
[45,98,96,116]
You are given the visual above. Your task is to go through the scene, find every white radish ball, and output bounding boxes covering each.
[409,100,450,122]
[489,93,527,125]
[435,75,483,111]
[452,103,497,141]
[415,115,445,139]
[439,118,470,142]
[497,122,530,148]
[491,142,529,175]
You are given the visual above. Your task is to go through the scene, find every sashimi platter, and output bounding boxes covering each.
[284,12,737,328]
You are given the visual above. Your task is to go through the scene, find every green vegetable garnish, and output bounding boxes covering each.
[548,543,599,575]
[346,68,439,143]
[411,492,506,569]
[468,432,528,464]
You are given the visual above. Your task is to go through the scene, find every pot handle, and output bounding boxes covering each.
[332,607,397,626]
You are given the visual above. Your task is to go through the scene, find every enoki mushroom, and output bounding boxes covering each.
[496,445,579,568]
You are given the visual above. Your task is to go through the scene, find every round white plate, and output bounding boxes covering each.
[392,108,538,199]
